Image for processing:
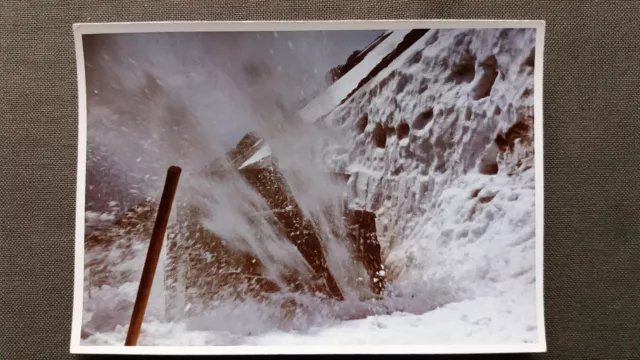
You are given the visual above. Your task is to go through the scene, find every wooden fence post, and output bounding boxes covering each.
[125,165,181,346]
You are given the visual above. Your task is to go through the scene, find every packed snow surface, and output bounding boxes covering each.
[82,27,540,347]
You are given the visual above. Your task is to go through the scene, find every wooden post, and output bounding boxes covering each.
[125,166,181,346]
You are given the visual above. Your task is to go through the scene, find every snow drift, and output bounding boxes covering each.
[313,27,538,343]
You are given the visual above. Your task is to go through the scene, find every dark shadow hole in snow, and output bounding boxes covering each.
[523,48,535,68]
[412,108,433,130]
[478,194,495,203]
[396,122,410,140]
[356,113,369,133]
[478,147,499,175]
[478,136,500,175]
[448,50,476,84]
[372,123,387,148]
[479,161,499,175]
[495,118,531,152]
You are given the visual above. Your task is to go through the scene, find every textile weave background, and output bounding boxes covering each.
[1,1,639,359]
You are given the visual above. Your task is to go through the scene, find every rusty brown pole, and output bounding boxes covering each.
[125,165,181,346]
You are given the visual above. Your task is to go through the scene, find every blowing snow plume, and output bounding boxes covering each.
[81,29,391,340]
[83,30,381,210]
[79,25,542,347]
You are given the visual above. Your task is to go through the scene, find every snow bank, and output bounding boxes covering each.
[249,294,537,345]
[317,27,538,343]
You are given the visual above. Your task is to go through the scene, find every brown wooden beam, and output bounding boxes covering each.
[125,165,181,346]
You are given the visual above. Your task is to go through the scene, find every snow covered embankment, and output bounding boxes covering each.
[315,28,538,344]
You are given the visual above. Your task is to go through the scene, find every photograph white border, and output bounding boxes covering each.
[71,19,546,355]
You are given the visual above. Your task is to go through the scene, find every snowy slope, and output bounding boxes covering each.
[81,28,539,347]
[316,27,538,342]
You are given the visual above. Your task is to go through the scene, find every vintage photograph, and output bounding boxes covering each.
[73,21,545,353]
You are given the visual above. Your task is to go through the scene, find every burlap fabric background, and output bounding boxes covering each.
[1,0,639,359]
